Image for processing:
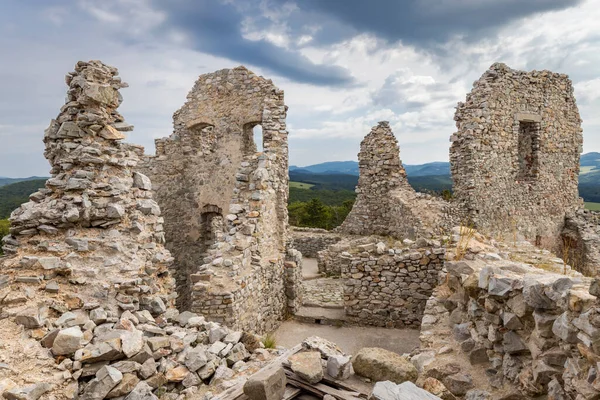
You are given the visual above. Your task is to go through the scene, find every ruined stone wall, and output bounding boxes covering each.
[139,67,296,333]
[421,254,600,398]
[1,60,175,317]
[291,227,343,258]
[562,209,600,276]
[327,237,445,328]
[337,121,453,239]
[450,63,583,242]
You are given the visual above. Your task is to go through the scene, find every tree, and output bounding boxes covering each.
[301,198,330,229]
[0,219,9,255]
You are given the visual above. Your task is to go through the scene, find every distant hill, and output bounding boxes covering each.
[0,179,46,219]
[290,161,359,175]
[0,176,48,187]
[290,160,451,177]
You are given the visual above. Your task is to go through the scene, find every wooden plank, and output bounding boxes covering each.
[284,370,362,400]
[216,344,303,400]
[283,386,301,400]
[320,375,369,399]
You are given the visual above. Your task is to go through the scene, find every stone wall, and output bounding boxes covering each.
[450,63,583,242]
[290,227,343,258]
[1,60,175,316]
[139,66,297,333]
[420,232,600,398]
[337,121,453,239]
[561,209,600,276]
[329,238,445,328]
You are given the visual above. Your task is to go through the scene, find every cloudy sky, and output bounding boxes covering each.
[1,0,599,177]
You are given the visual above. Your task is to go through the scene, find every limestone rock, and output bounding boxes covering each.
[353,347,417,384]
[80,366,122,400]
[369,381,441,400]
[243,366,286,400]
[124,382,158,400]
[289,352,323,384]
[2,383,51,400]
[52,326,83,356]
[326,355,352,380]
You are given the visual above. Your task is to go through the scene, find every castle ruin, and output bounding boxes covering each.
[139,67,301,333]
[451,63,583,243]
[337,121,452,239]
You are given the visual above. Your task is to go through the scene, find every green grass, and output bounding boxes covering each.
[581,166,597,175]
[289,181,314,189]
[585,202,600,211]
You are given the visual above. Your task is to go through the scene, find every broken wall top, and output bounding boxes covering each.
[1,60,175,316]
[450,62,583,239]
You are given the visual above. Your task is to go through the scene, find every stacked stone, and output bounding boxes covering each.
[420,234,600,398]
[450,63,583,243]
[337,121,453,239]
[139,66,299,334]
[562,209,600,276]
[333,237,445,328]
[1,60,175,315]
[290,227,343,258]
[5,306,269,400]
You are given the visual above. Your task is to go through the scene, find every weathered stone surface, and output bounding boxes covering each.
[2,383,51,400]
[52,326,83,355]
[353,348,417,384]
[451,62,582,243]
[80,366,122,400]
[124,382,158,400]
[106,373,139,398]
[289,352,323,384]
[442,373,474,396]
[369,381,441,400]
[243,366,286,400]
[326,355,352,380]
[337,121,450,239]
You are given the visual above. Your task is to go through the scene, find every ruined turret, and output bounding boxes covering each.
[338,121,451,238]
[1,60,175,315]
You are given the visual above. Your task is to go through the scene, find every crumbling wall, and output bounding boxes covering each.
[323,237,445,328]
[139,67,297,333]
[418,231,600,398]
[1,60,175,316]
[450,63,583,242]
[561,209,600,276]
[337,121,453,239]
[291,227,343,258]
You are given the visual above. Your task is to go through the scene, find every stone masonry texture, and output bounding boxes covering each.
[450,62,583,243]
[139,66,299,334]
[0,60,176,315]
[338,121,453,239]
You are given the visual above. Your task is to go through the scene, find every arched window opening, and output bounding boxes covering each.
[253,125,263,153]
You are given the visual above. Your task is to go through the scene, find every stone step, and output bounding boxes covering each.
[302,274,323,281]
[294,306,349,326]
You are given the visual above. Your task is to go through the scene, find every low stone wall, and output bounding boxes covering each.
[290,228,343,258]
[421,240,600,398]
[337,239,445,328]
[562,208,600,276]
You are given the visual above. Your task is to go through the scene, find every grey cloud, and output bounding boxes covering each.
[149,0,356,86]
[294,0,582,45]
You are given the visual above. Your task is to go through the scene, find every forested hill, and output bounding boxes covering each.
[0,179,46,219]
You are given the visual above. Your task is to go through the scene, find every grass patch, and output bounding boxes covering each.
[289,181,314,189]
[585,202,600,211]
[262,333,277,349]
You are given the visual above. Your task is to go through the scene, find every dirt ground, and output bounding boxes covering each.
[273,320,421,356]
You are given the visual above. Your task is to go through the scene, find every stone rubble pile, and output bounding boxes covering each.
[418,228,600,399]
[5,307,270,400]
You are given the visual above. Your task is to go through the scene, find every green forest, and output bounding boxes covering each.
[0,161,599,252]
